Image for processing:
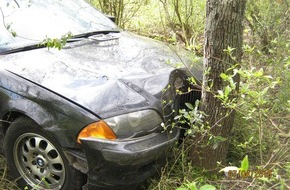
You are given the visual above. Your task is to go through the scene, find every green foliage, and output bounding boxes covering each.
[0,155,20,190]
[160,0,205,45]
[225,6,290,186]
[177,183,216,190]
[245,0,289,54]
[89,0,146,28]
[240,155,249,171]
[176,182,197,190]
[5,23,17,37]
[175,100,206,136]
[40,32,73,50]
[199,185,216,190]
[92,0,206,53]
[143,141,218,190]
[166,0,289,185]
[158,0,205,53]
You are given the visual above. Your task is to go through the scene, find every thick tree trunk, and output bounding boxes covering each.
[190,0,246,170]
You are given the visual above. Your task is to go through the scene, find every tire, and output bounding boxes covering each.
[4,116,85,190]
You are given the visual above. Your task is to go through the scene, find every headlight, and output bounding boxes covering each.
[105,110,163,138]
[174,76,184,89]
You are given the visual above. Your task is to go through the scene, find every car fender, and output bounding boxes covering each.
[0,71,98,149]
[0,96,81,149]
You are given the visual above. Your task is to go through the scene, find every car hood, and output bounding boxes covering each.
[1,32,202,118]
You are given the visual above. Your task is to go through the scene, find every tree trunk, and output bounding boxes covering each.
[190,0,246,171]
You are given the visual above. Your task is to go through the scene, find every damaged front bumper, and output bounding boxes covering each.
[79,128,179,190]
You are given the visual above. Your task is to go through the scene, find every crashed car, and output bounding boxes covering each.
[0,0,202,189]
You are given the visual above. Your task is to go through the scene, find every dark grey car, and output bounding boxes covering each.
[0,0,202,189]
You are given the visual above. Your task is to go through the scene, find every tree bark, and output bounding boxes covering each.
[190,0,246,171]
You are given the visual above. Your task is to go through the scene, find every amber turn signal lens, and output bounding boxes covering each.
[77,120,116,144]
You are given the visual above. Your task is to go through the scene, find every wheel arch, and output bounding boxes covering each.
[0,98,77,149]
[1,111,25,135]
[1,99,54,135]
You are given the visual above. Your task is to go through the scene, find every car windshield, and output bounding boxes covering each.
[0,0,118,52]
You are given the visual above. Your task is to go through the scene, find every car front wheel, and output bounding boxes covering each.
[4,116,84,190]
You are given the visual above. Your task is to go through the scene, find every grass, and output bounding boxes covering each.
[0,155,19,190]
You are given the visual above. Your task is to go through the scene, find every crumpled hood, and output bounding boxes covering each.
[1,32,201,118]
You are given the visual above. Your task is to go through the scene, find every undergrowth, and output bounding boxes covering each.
[0,155,19,190]
[137,0,289,189]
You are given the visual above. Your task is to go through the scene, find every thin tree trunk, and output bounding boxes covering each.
[190,0,246,171]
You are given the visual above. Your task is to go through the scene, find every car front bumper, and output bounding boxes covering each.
[80,128,180,190]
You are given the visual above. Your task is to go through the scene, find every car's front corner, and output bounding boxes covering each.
[73,69,201,189]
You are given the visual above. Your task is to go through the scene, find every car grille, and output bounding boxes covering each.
[161,85,201,125]
[177,89,201,110]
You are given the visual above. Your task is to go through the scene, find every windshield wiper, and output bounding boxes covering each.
[71,29,120,39]
[0,29,121,55]
[0,44,44,55]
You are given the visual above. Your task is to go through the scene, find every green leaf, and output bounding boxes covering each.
[217,90,224,97]
[187,182,197,190]
[176,182,197,190]
[259,177,270,182]
[185,103,194,110]
[240,155,249,171]
[199,184,216,190]
[176,188,188,190]
[224,86,232,97]
[220,73,228,80]
[11,31,17,37]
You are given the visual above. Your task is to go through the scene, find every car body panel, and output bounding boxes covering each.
[0,69,100,148]
[81,129,180,189]
[1,32,196,118]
